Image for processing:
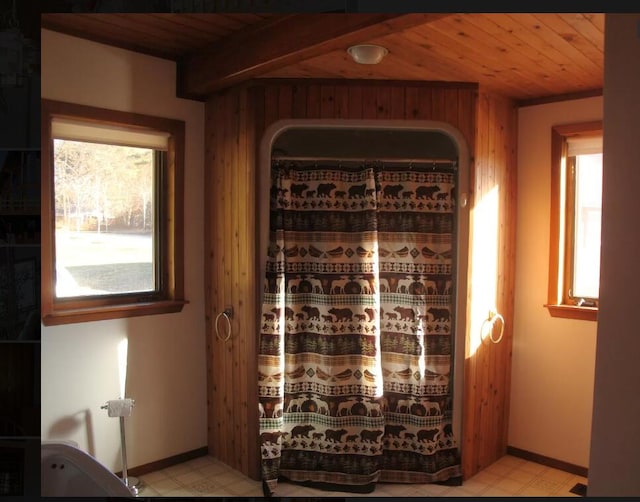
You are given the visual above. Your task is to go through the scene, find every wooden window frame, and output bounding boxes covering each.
[41,99,187,325]
[546,120,602,322]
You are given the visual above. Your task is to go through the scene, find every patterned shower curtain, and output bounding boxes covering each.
[258,159,461,496]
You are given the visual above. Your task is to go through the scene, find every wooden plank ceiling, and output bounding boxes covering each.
[41,12,604,102]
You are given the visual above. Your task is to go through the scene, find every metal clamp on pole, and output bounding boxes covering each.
[215,307,233,342]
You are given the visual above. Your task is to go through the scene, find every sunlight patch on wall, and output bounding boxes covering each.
[468,185,500,357]
[117,337,128,399]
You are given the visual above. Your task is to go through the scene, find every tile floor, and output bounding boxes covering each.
[136,453,587,498]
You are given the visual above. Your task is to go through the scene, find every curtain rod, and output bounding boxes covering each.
[271,155,457,164]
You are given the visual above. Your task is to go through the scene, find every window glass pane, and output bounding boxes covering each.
[53,139,156,298]
[572,153,602,299]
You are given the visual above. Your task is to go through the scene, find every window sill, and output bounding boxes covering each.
[544,304,597,321]
[42,300,188,326]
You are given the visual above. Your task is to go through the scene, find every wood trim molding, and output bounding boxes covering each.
[42,300,189,326]
[41,98,187,326]
[545,304,597,321]
[552,121,603,137]
[517,88,603,108]
[178,13,450,98]
[547,120,602,322]
[507,446,588,478]
[115,446,208,478]
[547,127,564,306]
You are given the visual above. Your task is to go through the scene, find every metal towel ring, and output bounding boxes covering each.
[215,307,233,342]
[480,311,505,344]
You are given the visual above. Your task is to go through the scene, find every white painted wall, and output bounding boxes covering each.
[588,14,640,496]
[41,29,207,472]
[509,96,602,468]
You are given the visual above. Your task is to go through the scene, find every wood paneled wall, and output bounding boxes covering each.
[205,86,258,478]
[204,79,516,481]
[462,90,518,478]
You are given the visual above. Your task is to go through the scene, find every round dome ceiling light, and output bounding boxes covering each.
[347,44,389,65]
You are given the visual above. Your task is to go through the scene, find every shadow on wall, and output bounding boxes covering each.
[47,409,96,457]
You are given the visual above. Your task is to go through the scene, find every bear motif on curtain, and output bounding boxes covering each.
[258,159,461,496]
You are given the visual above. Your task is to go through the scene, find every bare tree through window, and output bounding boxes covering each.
[53,140,157,297]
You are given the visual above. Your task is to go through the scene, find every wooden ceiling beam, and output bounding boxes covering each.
[177,13,450,99]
